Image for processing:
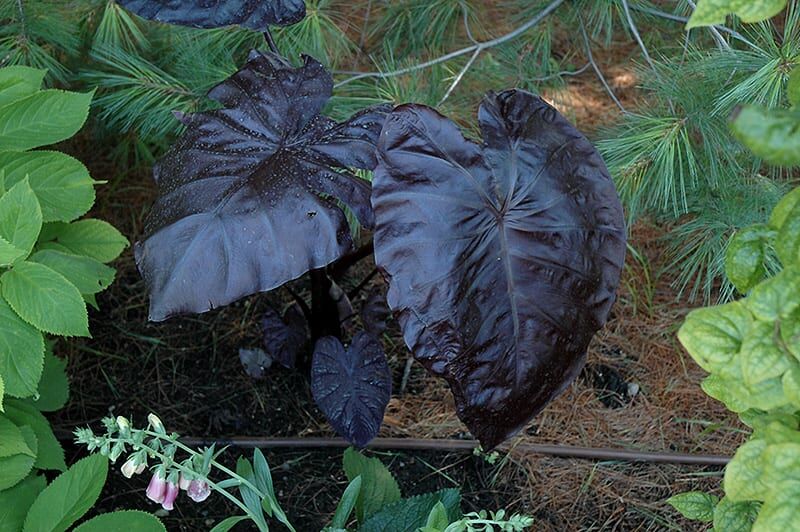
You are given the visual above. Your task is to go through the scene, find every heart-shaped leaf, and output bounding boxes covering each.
[261,304,308,369]
[311,333,391,447]
[135,51,390,321]
[117,0,306,29]
[372,90,626,449]
[239,348,272,379]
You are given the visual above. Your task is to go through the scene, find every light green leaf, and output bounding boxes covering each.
[5,399,66,471]
[743,376,789,411]
[23,453,108,532]
[32,348,69,412]
[667,491,718,522]
[331,476,362,529]
[713,497,759,532]
[678,302,751,373]
[30,250,115,295]
[0,235,25,266]
[0,414,34,457]
[0,89,93,152]
[73,511,166,532]
[0,151,96,222]
[782,366,800,407]
[725,439,769,502]
[39,219,128,263]
[425,501,451,529]
[725,225,774,293]
[0,425,36,490]
[357,489,461,532]
[789,68,800,108]
[774,202,800,266]
[209,516,249,532]
[753,481,800,532]
[746,269,800,322]
[0,178,42,262]
[1,261,89,337]
[687,0,788,28]
[0,473,46,532]
[343,448,402,522]
[741,322,792,387]
[0,297,45,398]
[0,66,45,108]
[769,187,800,231]
[731,106,800,167]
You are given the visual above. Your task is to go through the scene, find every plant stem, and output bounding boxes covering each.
[263,28,279,54]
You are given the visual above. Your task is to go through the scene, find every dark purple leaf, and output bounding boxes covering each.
[361,287,389,336]
[311,332,392,448]
[135,51,390,321]
[261,304,308,369]
[117,0,306,29]
[371,90,626,449]
[239,347,273,379]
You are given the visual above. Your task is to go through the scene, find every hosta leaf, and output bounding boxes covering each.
[73,511,166,532]
[358,489,462,532]
[1,261,89,337]
[0,473,46,532]
[667,491,718,523]
[261,303,308,369]
[0,178,42,262]
[731,106,800,167]
[372,90,626,448]
[38,220,128,263]
[0,151,96,222]
[31,348,69,412]
[135,51,389,321]
[343,448,401,522]
[0,90,92,152]
[0,66,45,107]
[118,0,306,29]
[0,425,36,490]
[0,297,45,398]
[5,399,66,471]
[312,333,391,447]
[30,250,115,295]
[687,0,788,27]
[725,224,774,293]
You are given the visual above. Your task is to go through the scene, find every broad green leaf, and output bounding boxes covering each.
[0,425,36,490]
[702,375,750,412]
[73,511,166,532]
[667,491,718,522]
[0,178,42,261]
[1,261,89,337]
[209,516,249,532]
[746,269,800,322]
[0,473,46,532]
[30,250,115,295]
[424,502,451,529]
[713,497,759,532]
[39,220,128,263]
[0,414,34,457]
[23,453,108,532]
[741,322,792,386]
[32,348,69,411]
[331,476,362,529]
[789,68,800,108]
[0,89,93,151]
[753,481,800,531]
[0,235,25,266]
[769,187,800,231]
[725,439,769,502]
[775,204,800,266]
[687,0,788,28]
[725,225,774,293]
[760,442,800,483]
[5,399,66,471]
[0,151,96,222]
[357,489,461,532]
[343,448,402,522]
[743,376,789,411]
[783,366,800,407]
[0,297,45,397]
[731,106,800,166]
[678,302,751,373]
[0,67,45,108]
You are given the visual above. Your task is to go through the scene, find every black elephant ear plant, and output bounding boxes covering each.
[125,0,626,449]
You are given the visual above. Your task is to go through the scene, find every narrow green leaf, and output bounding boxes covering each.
[731,106,800,167]
[667,491,718,522]
[73,511,166,532]
[0,89,93,151]
[343,448,401,522]
[0,66,45,107]
[23,453,108,532]
[331,476,362,528]
[0,151,96,222]
[0,415,35,457]
[32,348,69,412]
[0,178,42,261]
[0,297,45,398]
[0,473,46,532]
[5,399,66,471]
[39,220,128,263]
[235,457,269,532]
[30,250,115,295]
[1,261,89,337]
[687,0,788,28]
[0,425,37,490]
[424,501,451,529]
[209,516,249,532]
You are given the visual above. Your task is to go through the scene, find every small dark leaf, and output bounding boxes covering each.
[361,287,389,336]
[372,90,626,449]
[261,304,308,369]
[239,348,272,379]
[135,51,390,321]
[117,0,306,29]
[312,333,392,448]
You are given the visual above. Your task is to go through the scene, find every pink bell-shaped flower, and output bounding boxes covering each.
[187,479,211,502]
[161,479,180,511]
[145,470,167,504]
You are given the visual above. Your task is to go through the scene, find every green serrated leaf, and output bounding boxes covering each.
[725,225,774,293]
[357,489,461,532]
[0,89,93,152]
[73,510,166,532]
[39,220,128,263]
[0,178,42,261]
[0,234,25,266]
[731,106,800,167]
[0,414,35,458]
[5,399,66,471]
[713,497,759,532]
[23,453,108,532]
[667,491,718,522]
[343,448,402,522]
[0,473,46,532]
[0,297,45,398]
[687,0,788,28]
[1,261,89,337]
[0,66,45,108]
[32,348,69,412]
[678,302,752,373]
[30,250,115,295]
[0,151,96,222]
[0,425,36,490]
